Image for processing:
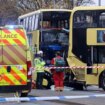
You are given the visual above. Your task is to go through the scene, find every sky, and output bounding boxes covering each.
[93,0,105,6]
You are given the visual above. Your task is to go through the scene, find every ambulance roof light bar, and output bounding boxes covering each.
[4,25,24,29]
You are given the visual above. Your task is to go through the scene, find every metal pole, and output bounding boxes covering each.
[41,0,42,8]
[53,0,55,8]
[72,0,74,8]
[70,0,74,9]
[99,0,101,6]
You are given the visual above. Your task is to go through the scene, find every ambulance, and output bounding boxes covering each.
[0,25,32,97]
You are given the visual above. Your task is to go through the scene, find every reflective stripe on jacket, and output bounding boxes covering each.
[34,58,45,72]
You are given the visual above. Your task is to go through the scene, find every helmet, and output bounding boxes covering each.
[37,50,43,54]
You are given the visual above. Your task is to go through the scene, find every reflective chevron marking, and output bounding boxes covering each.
[1,66,27,85]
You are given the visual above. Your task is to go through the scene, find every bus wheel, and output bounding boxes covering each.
[73,83,85,90]
[15,91,28,97]
[101,72,105,91]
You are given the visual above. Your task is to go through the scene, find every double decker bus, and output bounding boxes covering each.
[68,6,105,90]
[18,9,71,88]
[18,9,71,63]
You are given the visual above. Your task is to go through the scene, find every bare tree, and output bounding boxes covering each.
[0,0,20,25]
[75,0,95,6]
[0,0,95,25]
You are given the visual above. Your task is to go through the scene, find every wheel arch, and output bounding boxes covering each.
[99,70,105,88]
[43,70,53,89]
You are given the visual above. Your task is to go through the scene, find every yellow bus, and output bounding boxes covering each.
[67,6,105,90]
[18,9,72,89]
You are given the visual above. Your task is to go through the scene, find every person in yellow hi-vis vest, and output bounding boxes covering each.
[34,51,45,89]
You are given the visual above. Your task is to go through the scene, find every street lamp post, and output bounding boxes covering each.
[53,0,55,8]
[99,0,101,6]
[70,0,74,9]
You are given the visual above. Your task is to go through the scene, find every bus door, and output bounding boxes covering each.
[94,46,105,73]
[87,46,99,74]
[87,46,93,74]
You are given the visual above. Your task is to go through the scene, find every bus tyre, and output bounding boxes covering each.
[73,84,84,90]
[100,72,105,91]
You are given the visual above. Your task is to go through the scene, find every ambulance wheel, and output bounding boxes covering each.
[15,91,28,97]
[43,71,52,89]
[100,72,105,91]
[21,93,28,97]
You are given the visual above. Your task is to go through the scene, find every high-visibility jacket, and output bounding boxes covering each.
[34,57,45,72]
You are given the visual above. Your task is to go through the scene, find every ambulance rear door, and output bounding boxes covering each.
[0,28,27,86]
[0,29,3,83]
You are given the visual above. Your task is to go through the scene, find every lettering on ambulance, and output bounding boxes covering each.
[2,29,26,45]
[0,34,17,38]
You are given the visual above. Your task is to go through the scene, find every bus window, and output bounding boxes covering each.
[93,47,105,63]
[74,11,105,29]
[72,10,105,63]
[42,30,68,45]
[41,11,70,29]
[18,9,71,61]
[99,12,105,27]
[42,32,56,43]
[97,30,105,43]
[57,32,68,45]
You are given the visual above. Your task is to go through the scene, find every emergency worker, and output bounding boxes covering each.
[51,51,64,91]
[34,51,45,89]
